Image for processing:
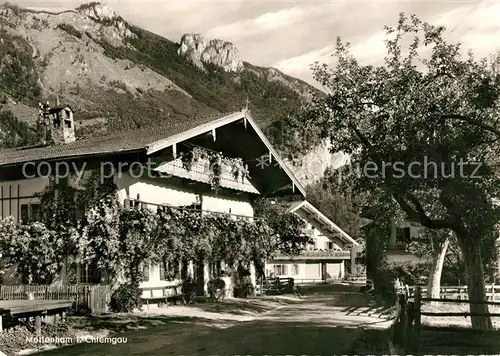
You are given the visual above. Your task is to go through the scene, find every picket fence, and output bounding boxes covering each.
[0,284,109,314]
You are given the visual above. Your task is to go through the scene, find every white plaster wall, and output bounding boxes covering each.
[326,263,342,279]
[305,263,321,279]
[115,172,255,291]
[1,177,49,222]
[115,173,200,209]
[201,194,253,217]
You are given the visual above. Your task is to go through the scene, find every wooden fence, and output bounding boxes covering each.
[408,284,500,301]
[0,284,109,314]
[394,286,500,352]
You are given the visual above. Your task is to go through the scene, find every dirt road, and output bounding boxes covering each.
[34,284,393,355]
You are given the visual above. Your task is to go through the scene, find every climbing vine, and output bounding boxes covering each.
[0,172,305,285]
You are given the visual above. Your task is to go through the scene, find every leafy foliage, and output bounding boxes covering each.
[118,207,157,282]
[0,31,41,102]
[0,110,39,148]
[0,218,62,283]
[0,172,302,288]
[109,280,142,312]
[253,198,308,256]
[306,173,366,241]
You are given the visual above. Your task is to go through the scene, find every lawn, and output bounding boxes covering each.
[421,301,500,329]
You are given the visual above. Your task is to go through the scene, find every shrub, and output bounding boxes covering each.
[109,281,142,312]
[207,278,226,301]
[181,277,197,304]
[233,280,254,298]
[0,325,33,355]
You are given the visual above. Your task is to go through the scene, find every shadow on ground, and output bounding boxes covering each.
[413,326,500,355]
[190,296,301,316]
[34,319,391,356]
[32,284,394,356]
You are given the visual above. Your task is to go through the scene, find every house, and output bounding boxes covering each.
[0,103,307,296]
[265,200,360,282]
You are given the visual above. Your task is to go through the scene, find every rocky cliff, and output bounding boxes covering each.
[178,33,244,73]
[286,140,349,187]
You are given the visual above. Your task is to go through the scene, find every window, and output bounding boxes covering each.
[21,204,29,223]
[53,113,61,128]
[273,264,287,276]
[292,264,299,276]
[159,259,167,281]
[328,241,333,250]
[79,263,100,284]
[20,203,41,223]
[31,204,40,222]
[396,227,411,243]
[64,109,72,128]
[141,264,150,282]
[159,258,180,281]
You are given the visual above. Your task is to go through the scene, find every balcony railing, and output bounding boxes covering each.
[154,157,259,194]
[272,250,350,260]
[124,198,257,221]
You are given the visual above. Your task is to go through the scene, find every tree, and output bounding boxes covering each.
[253,198,308,256]
[407,229,452,299]
[306,171,366,241]
[308,13,500,330]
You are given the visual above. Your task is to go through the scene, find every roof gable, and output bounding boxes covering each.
[0,112,234,167]
[289,200,359,246]
[0,109,305,197]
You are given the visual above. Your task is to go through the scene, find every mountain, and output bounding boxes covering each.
[0,2,336,186]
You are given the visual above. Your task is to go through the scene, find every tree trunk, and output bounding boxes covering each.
[457,233,493,330]
[427,236,450,300]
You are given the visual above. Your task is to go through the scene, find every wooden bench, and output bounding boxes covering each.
[141,285,183,309]
[262,277,298,295]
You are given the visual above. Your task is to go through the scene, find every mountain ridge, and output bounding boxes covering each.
[0,1,335,187]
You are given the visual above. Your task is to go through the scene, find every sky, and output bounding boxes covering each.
[8,0,500,87]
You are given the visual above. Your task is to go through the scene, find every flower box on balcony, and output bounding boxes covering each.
[154,148,259,194]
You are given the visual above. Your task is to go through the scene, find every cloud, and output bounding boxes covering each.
[206,5,314,41]
[205,2,349,42]
[272,45,335,88]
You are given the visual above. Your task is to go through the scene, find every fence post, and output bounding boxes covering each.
[398,293,408,346]
[414,286,421,351]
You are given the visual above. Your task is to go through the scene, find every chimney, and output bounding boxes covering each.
[38,101,76,145]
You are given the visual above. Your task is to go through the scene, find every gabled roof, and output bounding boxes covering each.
[289,200,359,246]
[0,109,306,197]
[0,112,232,167]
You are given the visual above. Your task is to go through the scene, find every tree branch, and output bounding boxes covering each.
[440,114,500,138]
[393,193,452,230]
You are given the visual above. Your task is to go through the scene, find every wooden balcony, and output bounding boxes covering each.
[271,250,351,261]
[154,157,259,194]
